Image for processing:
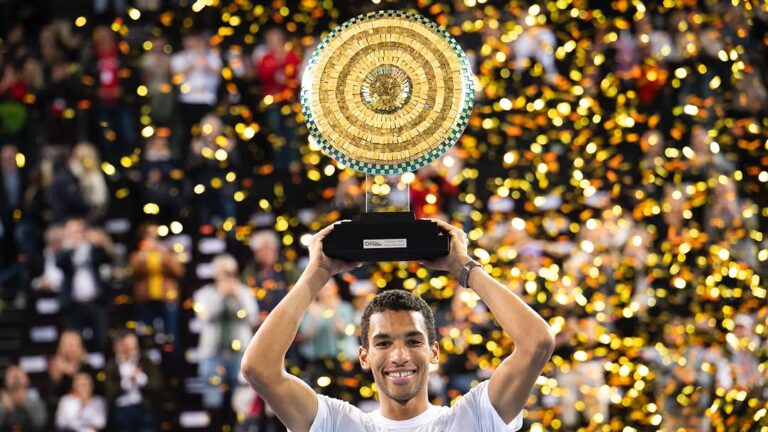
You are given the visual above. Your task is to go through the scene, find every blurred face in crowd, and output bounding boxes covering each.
[213,256,239,282]
[183,34,205,52]
[359,310,439,405]
[663,320,686,347]
[73,143,101,171]
[146,135,170,156]
[64,219,86,247]
[140,224,159,245]
[265,28,286,53]
[72,372,94,400]
[690,125,711,154]
[200,114,223,139]
[253,240,279,268]
[316,279,339,303]
[114,334,140,362]
[45,226,66,251]
[640,129,663,158]
[93,25,116,50]
[151,35,167,52]
[4,366,29,391]
[58,330,85,360]
[0,145,18,171]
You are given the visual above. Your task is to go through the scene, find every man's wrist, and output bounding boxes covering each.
[451,255,473,280]
[458,258,481,288]
[303,263,333,284]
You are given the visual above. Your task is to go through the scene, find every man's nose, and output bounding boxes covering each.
[389,342,409,364]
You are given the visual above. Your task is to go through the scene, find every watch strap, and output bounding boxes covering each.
[458,259,480,288]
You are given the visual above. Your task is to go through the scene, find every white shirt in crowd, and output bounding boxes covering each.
[55,394,107,432]
[170,49,222,105]
[71,243,99,303]
[309,381,523,432]
[115,358,148,407]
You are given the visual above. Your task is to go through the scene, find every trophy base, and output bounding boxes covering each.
[322,212,449,262]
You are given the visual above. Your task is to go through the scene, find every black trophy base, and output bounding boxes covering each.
[322,212,449,262]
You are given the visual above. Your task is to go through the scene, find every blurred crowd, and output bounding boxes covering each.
[0,0,767,431]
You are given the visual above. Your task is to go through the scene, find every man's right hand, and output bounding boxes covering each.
[307,222,361,277]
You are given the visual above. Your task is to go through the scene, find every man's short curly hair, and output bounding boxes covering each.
[359,289,436,349]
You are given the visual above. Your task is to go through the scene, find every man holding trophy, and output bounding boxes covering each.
[241,11,554,431]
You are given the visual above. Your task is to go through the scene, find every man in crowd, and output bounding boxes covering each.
[105,330,163,432]
[0,365,47,431]
[56,218,112,350]
[194,254,259,428]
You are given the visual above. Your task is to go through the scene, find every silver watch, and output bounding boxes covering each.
[458,259,480,288]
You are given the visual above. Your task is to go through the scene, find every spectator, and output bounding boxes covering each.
[56,218,112,350]
[512,9,561,84]
[193,254,258,427]
[45,330,91,421]
[135,132,183,224]
[0,365,47,431]
[49,142,109,223]
[31,224,66,292]
[139,35,174,127]
[40,59,81,146]
[0,144,24,298]
[409,165,460,220]
[187,113,238,226]
[170,32,221,162]
[104,330,163,432]
[299,278,355,388]
[242,230,290,318]
[253,27,301,174]
[86,25,137,162]
[54,371,107,432]
[0,60,27,141]
[730,314,761,393]
[129,223,184,346]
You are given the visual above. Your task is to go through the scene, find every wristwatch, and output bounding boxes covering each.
[458,258,480,288]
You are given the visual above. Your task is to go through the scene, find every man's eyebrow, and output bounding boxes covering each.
[405,331,426,339]
[373,331,425,340]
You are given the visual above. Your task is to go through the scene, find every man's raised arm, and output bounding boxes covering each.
[241,223,359,432]
[425,219,555,424]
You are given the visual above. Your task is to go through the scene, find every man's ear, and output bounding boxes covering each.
[430,341,439,365]
[359,345,371,370]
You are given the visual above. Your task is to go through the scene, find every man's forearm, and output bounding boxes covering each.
[241,265,331,386]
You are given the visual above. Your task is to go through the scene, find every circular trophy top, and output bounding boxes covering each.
[300,10,475,175]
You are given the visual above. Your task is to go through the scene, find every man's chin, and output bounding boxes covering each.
[381,387,419,404]
[391,393,416,404]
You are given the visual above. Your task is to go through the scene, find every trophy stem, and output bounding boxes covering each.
[365,173,370,213]
[406,180,411,212]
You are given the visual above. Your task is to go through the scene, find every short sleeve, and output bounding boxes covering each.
[309,394,373,432]
[453,381,523,431]
[309,394,331,432]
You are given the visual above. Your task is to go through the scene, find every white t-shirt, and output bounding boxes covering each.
[170,49,222,105]
[309,381,523,432]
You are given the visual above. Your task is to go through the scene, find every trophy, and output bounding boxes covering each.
[300,10,475,261]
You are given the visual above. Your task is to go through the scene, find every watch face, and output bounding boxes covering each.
[301,10,475,175]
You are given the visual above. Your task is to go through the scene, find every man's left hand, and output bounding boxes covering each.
[421,218,471,279]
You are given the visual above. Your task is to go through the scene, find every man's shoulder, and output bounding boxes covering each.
[314,394,376,430]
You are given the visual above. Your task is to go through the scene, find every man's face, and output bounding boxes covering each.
[65,220,86,246]
[266,29,285,52]
[254,244,278,267]
[115,335,139,361]
[359,310,438,404]
[4,366,28,391]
